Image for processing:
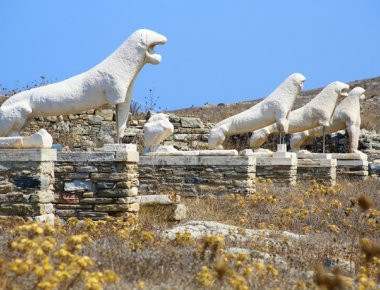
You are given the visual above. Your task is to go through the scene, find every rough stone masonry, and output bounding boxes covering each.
[139,153,256,197]
[54,149,139,219]
[0,149,56,217]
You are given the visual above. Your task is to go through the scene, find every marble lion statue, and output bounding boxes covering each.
[0,29,167,143]
[290,87,365,153]
[143,113,174,152]
[208,73,306,149]
[249,81,350,149]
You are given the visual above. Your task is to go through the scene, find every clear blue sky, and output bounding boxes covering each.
[1,0,379,110]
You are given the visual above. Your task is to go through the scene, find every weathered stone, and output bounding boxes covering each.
[56,210,76,217]
[81,198,114,204]
[102,143,137,152]
[0,203,53,216]
[78,211,108,219]
[91,173,136,181]
[55,204,93,209]
[65,173,90,179]
[0,192,27,203]
[136,194,180,205]
[164,221,306,242]
[64,180,93,192]
[0,181,13,194]
[172,204,187,221]
[76,166,98,173]
[95,182,115,189]
[55,165,74,173]
[180,117,203,128]
[0,149,57,162]
[116,197,137,203]
[94,203,139,212]
[297,157,337,186]
[116,180,139,189]
[30,191,55,203]
[96,187,137,197]
[95,109,114,121]
[82,192,94,198]
[13,176,41,189]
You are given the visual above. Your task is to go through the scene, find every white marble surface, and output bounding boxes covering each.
[250,81,349,149]
[208,73,305,149]
[0,29,166,144]
[290,87,365,153]
[143,113,174,152]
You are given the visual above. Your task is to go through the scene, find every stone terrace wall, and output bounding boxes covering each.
[54,151,139,219]
[22,110,211,151]
[20,107,380,164]
[0,149,56,218]
[139,155,256,197]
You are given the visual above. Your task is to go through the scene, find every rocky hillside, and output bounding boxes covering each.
[170,76,380,131]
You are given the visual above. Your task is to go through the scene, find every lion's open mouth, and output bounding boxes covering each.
[146,39,166,65]
[340,87,349,97]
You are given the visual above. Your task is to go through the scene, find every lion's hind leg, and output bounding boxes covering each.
[208,126,227,149]
[250,128,270,149]
[0,105,32,137]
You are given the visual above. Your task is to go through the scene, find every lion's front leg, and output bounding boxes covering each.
[347,123,360,153]
[275,109,289,134]
[116,101,130,143]
[114,80,134,143]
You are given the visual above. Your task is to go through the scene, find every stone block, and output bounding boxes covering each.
[55,165,75,173]
[94,203,139,212]
[115,151,139,162]
[331,153,368,160]
[82,192,94,198]
[96,187,138,197]
[297,152,328,159]
[140,155,256,166]
[0,203,54,216]
[116,180,139,189]
[64,180,94,192]
[58,152,116,162]
[136,194,180,205]
[81,198,114,204]
[56,209,76,217]
[76,166,98,173]
[95,109,114,121]
[198,150,238,156]
[0,149,57,162]
[78,211,108,220]
[140,203,187,221]
[180,117,203,128]
[91,172,136,181]
[101,143,137,152]
[95,182,115,189]
[0,181,13,194]
[65,173,90,179]
[256,157,297,166]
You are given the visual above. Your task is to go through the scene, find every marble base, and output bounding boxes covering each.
[139,153,256,196]
[297,153,336,186]
[0,149,57,217]
[332,153,368,180]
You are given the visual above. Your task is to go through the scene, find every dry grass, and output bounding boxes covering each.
[0,179,379,289]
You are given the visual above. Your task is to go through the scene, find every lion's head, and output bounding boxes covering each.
[289,73,306,90]
[131,29,167,65]
[349,87,366,100]
[331,81,349,98]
